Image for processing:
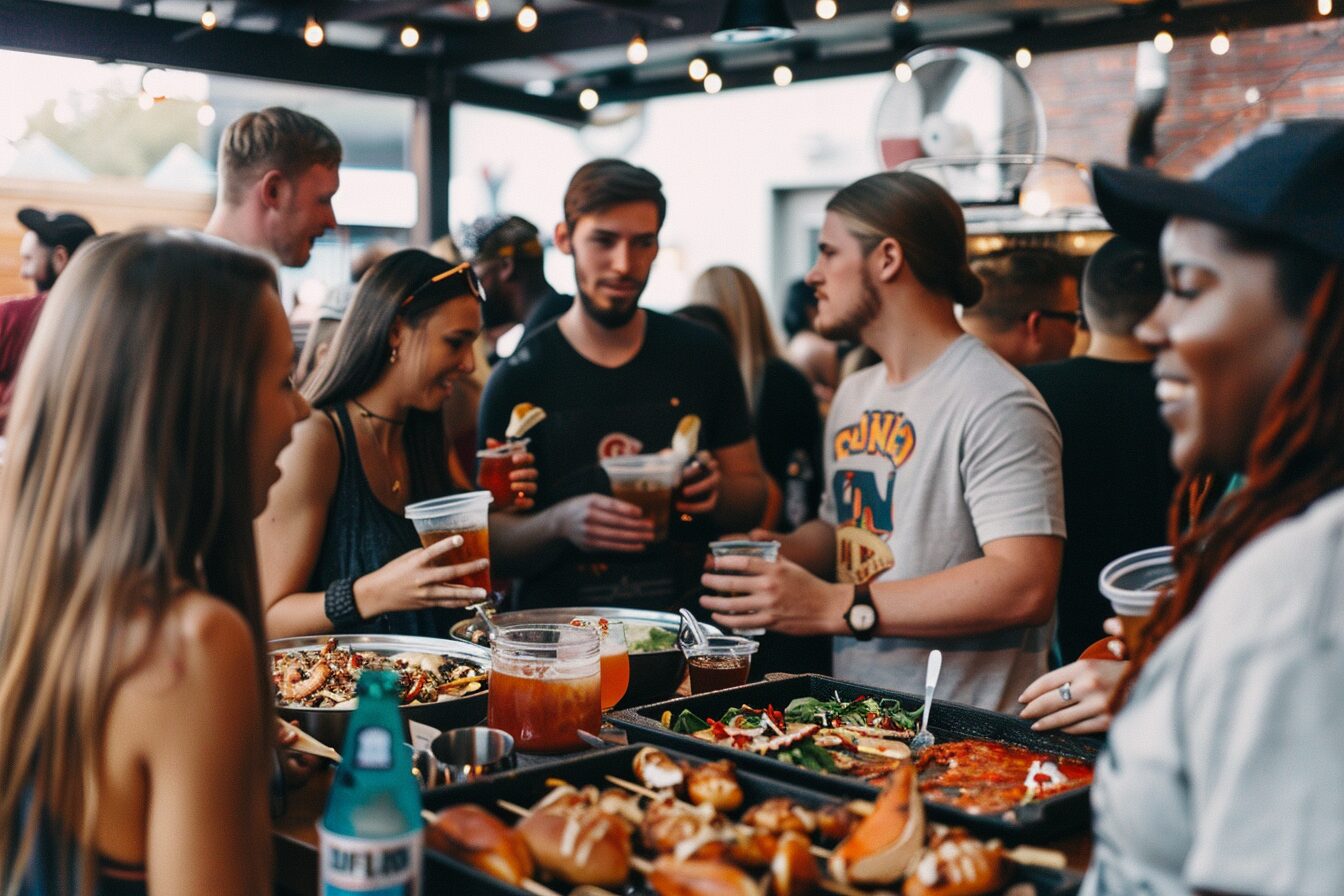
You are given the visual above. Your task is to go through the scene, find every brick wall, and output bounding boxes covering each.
[1027,18,1344,176]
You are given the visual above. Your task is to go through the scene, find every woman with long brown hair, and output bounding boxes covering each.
[0,230,307,894]
[258,249,535,639]
[1069,119,1344,894]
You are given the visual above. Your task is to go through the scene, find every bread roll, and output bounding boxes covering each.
[425,805,533,886]
[516,803,632,887]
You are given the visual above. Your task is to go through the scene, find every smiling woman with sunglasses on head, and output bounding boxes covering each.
[258,250,537,639]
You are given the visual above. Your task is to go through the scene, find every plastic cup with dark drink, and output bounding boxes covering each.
[476,438,530,508]
[404,491,494,595]
[599,453,683,542]
[1098,545,1174,655]
[683,635,759,694]
[708,540,779,637]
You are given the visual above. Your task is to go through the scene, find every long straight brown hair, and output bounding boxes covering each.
[0,230,278,895]
[689,265,783,414]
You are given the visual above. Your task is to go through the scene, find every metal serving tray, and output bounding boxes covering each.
[421,744,1081,896]
[269,634,490,749]
[607,674,1100,843]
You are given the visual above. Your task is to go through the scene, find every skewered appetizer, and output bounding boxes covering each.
[902,826,1006,896]
[424,805,533,887]
[514,785,634,886]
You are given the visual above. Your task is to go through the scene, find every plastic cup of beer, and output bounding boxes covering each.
[600,453,683,542]
[708,540,780,637]
[1098,546,1175,655]
[476,438,530,508]
[488,623,602,754]
[404,491,493,595]
[683,635,759,694]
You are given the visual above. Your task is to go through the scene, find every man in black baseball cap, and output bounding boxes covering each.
[1,207,97,432]
[16,207,96,293]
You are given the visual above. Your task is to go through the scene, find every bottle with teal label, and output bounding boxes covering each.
[319,669,423,895]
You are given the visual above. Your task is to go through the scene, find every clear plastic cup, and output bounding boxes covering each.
[708,540,780,637]
[488,624,601,754]
[600,453,684,541]
[1098,546,1175,654]
[476,438,530,508]
[404,491,494,594]
[682,635,759,694]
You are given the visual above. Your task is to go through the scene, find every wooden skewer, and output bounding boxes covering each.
[603,774,833,860]
[421,804,591,896]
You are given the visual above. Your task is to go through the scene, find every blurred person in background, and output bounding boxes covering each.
[294,241,399,387]
[783,277,842,415]
[430,232,487,487]
[204,106,341,269]
[961,248,1082,368]
[0,230,306,895]
[1023,235,1176,666]
[0,208,95,433]
[257,251,535,639]
[687,265,823,534]
[460,214,571,361]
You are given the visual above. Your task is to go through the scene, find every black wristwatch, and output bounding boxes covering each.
[844,582,878,641]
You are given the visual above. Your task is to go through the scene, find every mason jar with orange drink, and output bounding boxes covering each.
[488,624,601,753]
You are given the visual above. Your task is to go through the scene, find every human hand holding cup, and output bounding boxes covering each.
[707,540,780,637]
[405,491,494,596]
[1098,546,1174,656]
[477,438,536,511]
[599,453,683,542]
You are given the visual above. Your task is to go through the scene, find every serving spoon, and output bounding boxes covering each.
[910,649,942,754]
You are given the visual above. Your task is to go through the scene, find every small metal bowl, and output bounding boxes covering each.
[415,727,516,788]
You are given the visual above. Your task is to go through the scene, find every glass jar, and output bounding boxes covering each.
[488,624,601,753]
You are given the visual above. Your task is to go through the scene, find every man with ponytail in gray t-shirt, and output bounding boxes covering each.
[699,172,1065,713]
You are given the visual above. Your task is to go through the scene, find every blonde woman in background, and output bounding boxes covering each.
[0,230,307,895]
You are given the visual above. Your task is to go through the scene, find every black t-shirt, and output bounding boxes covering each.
[1025,356,1177,662]
[479,310,754,610]
[755,357,823,532]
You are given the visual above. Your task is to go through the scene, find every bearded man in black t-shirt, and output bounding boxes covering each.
[480,160,769,610]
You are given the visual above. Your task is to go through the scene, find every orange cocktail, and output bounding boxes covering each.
[489,623,601,754]
[571,616,630,710]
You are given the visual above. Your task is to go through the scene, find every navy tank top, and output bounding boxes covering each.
[308,404,458,638]
[11,789,148,896]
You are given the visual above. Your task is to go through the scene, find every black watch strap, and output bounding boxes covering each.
[845,581,878,641]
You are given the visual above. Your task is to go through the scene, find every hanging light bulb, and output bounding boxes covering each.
[773,64,793,86]
[197,103,216,126]
[704,72,723,94]
[627,31,648,65]
[1244,86,1261,104]
[892,1,911,22]
[138,92,155,111]
[578,88,599,110]
[815,0,837,20]
[1015,46,1032,68]
[1319,0,1333,15]
[1153,30,1174,54]
[516,3,538,32]
[474,0,491,20]
[1210,28,1230,55]
[688,57,709,81]
[303,16,325,47]
[200,2,216,30]
[894,60,913,82]
[400,24,420,48]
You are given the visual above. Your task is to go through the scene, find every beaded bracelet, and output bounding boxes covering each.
[324,577,362,629]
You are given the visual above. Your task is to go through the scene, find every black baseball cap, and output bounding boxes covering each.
[1092,118,1344,262]
[17,207,96,253]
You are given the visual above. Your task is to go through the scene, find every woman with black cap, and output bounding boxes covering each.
[1070,118,1344,894]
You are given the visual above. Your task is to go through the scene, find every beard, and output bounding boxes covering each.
[815,268,882,341]
[33,259,57,293]
[577,286,641,330]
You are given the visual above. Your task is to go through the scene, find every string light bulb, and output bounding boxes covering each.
[704,72,723,94]
[894,61,912,82]
[892,1,911,22]
[773,65,793,86]
[815,0,837,20]
[474,0,490,20]
[196,103,216,126]
[1015,46,1032,68]
[688,57,709,81]
[303,16,324,47]
[200,2,216,30]
[1319,0,1333,15]
[1244,86,1261,104]
[1210,28,1230,55]
[626,31,648,65]
[516,2,538,32]
[578,88,599,110]
[138,92,155,111]
[400,24,420,48]
[1154,30,1173,54]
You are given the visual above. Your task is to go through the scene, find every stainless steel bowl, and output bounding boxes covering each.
[448,607,722,707]
[270,634,491,750]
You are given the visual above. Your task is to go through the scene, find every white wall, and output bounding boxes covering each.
[451,71,891,320]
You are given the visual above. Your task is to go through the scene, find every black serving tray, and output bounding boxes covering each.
[607,674,1101,843]
[421,744,1081,896]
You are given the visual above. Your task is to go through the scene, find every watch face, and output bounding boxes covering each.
[848,603,877,632]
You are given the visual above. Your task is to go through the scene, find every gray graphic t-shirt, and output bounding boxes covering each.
[820,335,1065,711]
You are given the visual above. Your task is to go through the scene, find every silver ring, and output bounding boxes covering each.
[1058,681,1074,703]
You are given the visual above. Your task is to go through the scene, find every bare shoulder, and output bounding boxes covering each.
[164,591,261,685]
[267,408,341,509]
